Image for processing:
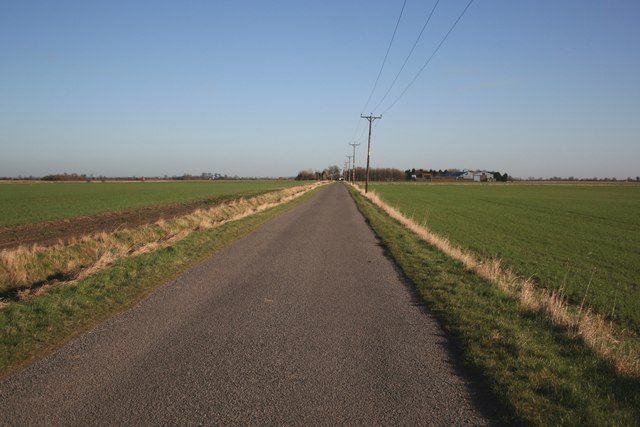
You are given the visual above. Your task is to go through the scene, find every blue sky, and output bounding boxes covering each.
[1,0,638,179]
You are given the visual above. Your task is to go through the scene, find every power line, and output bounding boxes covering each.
[349,120,368,147]
[360,0,407,114]
[346,0,474,175]
[371,0,441,113]
[349,0,407,152]
[383,0,475,114]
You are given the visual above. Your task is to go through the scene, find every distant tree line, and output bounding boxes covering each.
[354,167,405,181]
[295,166,405,181]
[28,172,287,182]
[294,169,314,181]
[296,166,342,181]
[527,176,640,182]
[42,173,87,182]
[4,170,640,183]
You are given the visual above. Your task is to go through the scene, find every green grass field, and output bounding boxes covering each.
[369,183,640,334]
[0,181,302,227]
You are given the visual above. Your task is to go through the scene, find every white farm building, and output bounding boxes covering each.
[460,170,495,182]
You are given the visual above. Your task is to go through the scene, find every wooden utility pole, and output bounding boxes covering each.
[349,142,360,183]
[346,155,352,182]
[361,114,382,193]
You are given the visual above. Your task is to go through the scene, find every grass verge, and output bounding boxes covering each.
[0,186,321,378]
[349,186,640,426]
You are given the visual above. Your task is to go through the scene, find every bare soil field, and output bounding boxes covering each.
[0,199,221,250]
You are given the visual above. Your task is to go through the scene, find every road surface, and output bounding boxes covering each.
[0,183,493,425]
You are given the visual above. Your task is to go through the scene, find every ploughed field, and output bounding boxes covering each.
[369,182,640,334]
[0,181,302,248]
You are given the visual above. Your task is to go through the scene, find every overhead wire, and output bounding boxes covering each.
[382,0,475,114]
[346,0,475,167]
[370,0,441,113]
[360,0,407,115]
[350,0,407,147]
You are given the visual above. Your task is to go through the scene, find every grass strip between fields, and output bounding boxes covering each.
[0,184,323,378]
[349,185,640,426]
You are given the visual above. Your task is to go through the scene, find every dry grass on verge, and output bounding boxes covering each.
[354,184,639,377]
[0,183,323,305]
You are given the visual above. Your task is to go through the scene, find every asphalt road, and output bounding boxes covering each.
[0,183,492,426]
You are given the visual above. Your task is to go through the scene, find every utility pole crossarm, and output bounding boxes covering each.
[360,114,382,193]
